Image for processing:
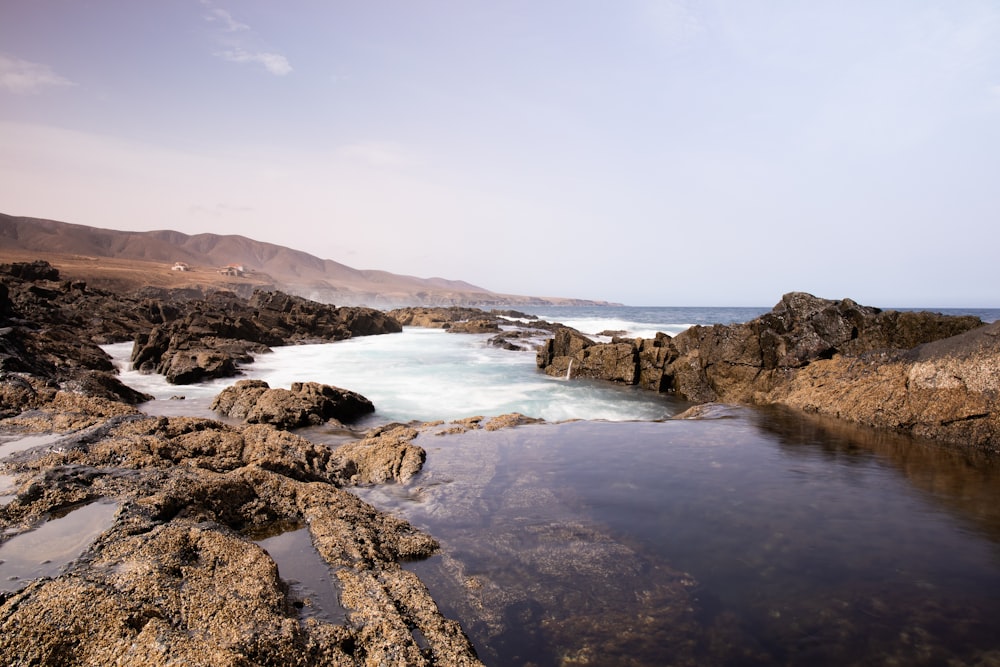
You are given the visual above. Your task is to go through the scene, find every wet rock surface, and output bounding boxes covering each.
[0,415,483,666]
[0,261,483,665]
[538,292,996,450]
[131,289,402,384]
[1,261,402,390]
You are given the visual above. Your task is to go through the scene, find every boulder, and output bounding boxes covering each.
[212,380,375,429]
[333,424,426,484]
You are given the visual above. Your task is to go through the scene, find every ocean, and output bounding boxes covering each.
[19,305,1000,665]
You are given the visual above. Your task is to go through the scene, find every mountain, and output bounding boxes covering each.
[0,213,612,307]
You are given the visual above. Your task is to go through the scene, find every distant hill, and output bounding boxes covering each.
[0,213,612,307]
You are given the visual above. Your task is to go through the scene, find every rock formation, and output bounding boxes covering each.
[0,413,482,665]
[212,379,375,429]
[132,290,402,384]
[538,292,996,451]
[0,259,490,664]
[2,261,403,388]
[390,306,559,350]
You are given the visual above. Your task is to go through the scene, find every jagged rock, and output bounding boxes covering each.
[212,380,375,429]
[0,260,60,282]
[131,290,401,385]
[778,321,1000,449]
[537,292,994,450]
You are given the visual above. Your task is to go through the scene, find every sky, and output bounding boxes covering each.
[1,1,998,307]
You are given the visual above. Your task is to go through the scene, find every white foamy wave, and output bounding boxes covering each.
[103,329,682,424]
[533,316,689,340]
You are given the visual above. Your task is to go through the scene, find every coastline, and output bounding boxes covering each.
[3,261,1000,665]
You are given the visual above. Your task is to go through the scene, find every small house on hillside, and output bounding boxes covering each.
[171,262,190,272]
[218,264,245,277]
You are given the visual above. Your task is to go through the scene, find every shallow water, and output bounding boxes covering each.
[353,411,1000,666]
[96,310,1000,664]
[0,500,119,592]
[0,475,16,506]
[253,524,348,624]
[0,433,63,459]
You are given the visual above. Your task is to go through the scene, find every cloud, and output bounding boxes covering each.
[205,7,249,32]
[216,48,293,76]
[200,2,292,76]
[0,54,75,94]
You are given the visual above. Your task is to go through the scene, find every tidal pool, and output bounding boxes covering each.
[253,524,348,624]
[0,499,119,592]
[0,433,63,459]
[0,475,16,506]
[352,408,1000,666]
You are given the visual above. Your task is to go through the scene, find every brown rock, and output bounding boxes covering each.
[536,292,994,449]
[0,412,481,665]
[212,380,375,429]
[334,425,426,484]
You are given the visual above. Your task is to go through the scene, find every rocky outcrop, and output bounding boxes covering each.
[388,306,548,335]
[539,292,995,450]
[131,290,402,384]
[388,307,501,328]
[778,321,1000,448]
[212,379,375,429]
[1,264,154,415]
[1,261,402,388]
[391,306,562,352]
[0,413,482,665]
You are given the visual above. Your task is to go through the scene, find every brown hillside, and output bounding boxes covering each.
[0,213,611,307]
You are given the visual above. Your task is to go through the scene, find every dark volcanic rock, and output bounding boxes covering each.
[212,379,375,429]
[131,290,401,385]
[538,292,995,450]
[0,260,60,282]
[1,265,156,414]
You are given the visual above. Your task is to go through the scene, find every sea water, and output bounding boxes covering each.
[93,304,1000,665]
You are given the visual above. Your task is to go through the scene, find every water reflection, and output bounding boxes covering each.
[252,523,347,623]
[0,500,119,592]
[753,405,1000,541]
[354,413,1000,666]
[0,433,63,459]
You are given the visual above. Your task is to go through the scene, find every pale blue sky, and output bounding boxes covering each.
[1,1,998,306]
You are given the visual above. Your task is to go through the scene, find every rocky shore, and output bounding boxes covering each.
[0,261,485,665]
[537,292,999,451]
[3,258,999,664]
